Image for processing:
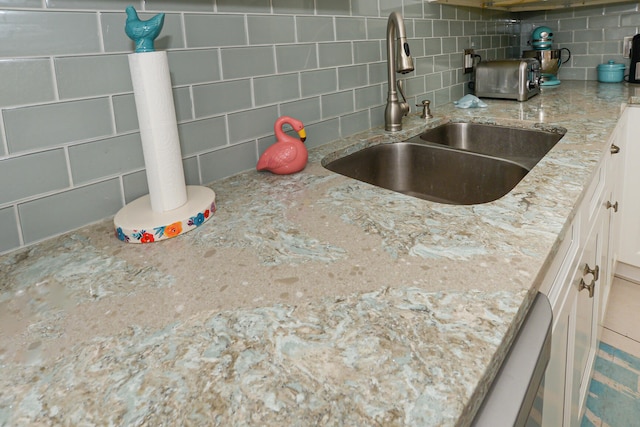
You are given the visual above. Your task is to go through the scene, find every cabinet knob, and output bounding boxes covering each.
[606,201,618,212]
[610,144,620,154]
[579,278,595,298]
[584,263,599,281]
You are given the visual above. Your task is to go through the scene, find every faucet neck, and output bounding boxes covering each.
[385,12,414,132]
[386,12,405,98]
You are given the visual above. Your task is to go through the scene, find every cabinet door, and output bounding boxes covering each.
[602,108,626,318]
[619,106,640,267]
[541,287,572,427]
[571,225,600,426]
[541,218,581,427]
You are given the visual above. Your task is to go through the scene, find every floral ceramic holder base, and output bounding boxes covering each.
[114,7,215,244]
[114,186,216,243]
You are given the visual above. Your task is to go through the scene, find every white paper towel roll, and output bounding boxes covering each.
[128,51,187,213]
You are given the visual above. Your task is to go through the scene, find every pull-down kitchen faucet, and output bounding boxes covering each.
[385,12,414,132]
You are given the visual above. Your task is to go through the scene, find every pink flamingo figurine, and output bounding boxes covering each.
[256,116,308,175]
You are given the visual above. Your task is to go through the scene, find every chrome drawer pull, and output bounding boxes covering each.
[579,278,595,298]
[606,201,619,212]
[584,263,600,281]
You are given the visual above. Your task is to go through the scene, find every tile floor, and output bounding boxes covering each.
[581,277,640,426]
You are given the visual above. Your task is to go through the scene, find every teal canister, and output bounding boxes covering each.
[597,60,625,83]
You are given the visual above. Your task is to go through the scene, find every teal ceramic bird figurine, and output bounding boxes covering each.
[125,6,165,53]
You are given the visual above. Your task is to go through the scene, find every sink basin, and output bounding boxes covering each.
[404,122,564,169]
[324,142,529,205]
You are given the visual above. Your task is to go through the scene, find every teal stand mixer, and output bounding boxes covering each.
[523,26,571,86]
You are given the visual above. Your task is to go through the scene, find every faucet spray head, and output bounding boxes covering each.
[397,37,414,74]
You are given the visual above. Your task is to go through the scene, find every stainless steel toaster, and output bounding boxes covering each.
[474,59,541,101]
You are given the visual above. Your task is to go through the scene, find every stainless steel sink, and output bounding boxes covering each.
[404,122,564,169]
[323,122,565,205]
[324,142,529,205]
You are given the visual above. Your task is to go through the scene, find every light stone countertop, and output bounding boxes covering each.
[0,81,633,426]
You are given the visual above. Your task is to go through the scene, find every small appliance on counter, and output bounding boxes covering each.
[474,58,541,101]
[522,26,571,87]
[629,34,640,84]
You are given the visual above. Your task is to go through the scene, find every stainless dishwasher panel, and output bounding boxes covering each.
[472,292,552,427]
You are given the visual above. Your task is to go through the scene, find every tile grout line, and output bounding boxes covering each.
[602,325,640,346]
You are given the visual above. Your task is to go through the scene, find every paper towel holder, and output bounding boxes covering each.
[114,7,216,244]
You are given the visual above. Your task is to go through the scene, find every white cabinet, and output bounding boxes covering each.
[571,201,605,426]
[601,111,627,322]
[619,106,640,272]
[541,219,579,427]
[540,109,625,426]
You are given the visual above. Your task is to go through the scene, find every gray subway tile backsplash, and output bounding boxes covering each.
[55,54,133,99]
[112,94,140,133]
[145,0,214,12]
[275,44,318,73]
[315,0,351,17]
[123,170,150,204]
[355,86,383,110]
[300,69,338,96]
[296,16,335,43]
[621,13,640,27]
[173,87,196,122]
[216,0,271,13]
[184,14,247,47]
[318,42,353,67]
[254,74,301,106]
[336,17,367,41]
[0,0,42,7]
[199,141,257,184]
[182,156,202,186]
[363,19,385,41]
[227,105,279,142]
[351,0,380,17]
[248,15,296,45]
[303,118,340,148]
[193,79,253,117]
[280,97,322,125]
[18,179,122,245]
[340,110,371,137]
[338,65,369,90]
[272,0,314,15]
[0,149,69,205]
[2,0,632,254]
[4,98,113,154]
[167,50,221,86]
[0,207,20,253]
[68,133,145,185]
[177,117,228,156]
[46,0,139,10]
[0,11,101,57]
[353,41,382,64]
[0,59,56,108]
[321,91,355,119]
[220,46,276,79]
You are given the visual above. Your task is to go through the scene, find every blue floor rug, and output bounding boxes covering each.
[581,340,640,426]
